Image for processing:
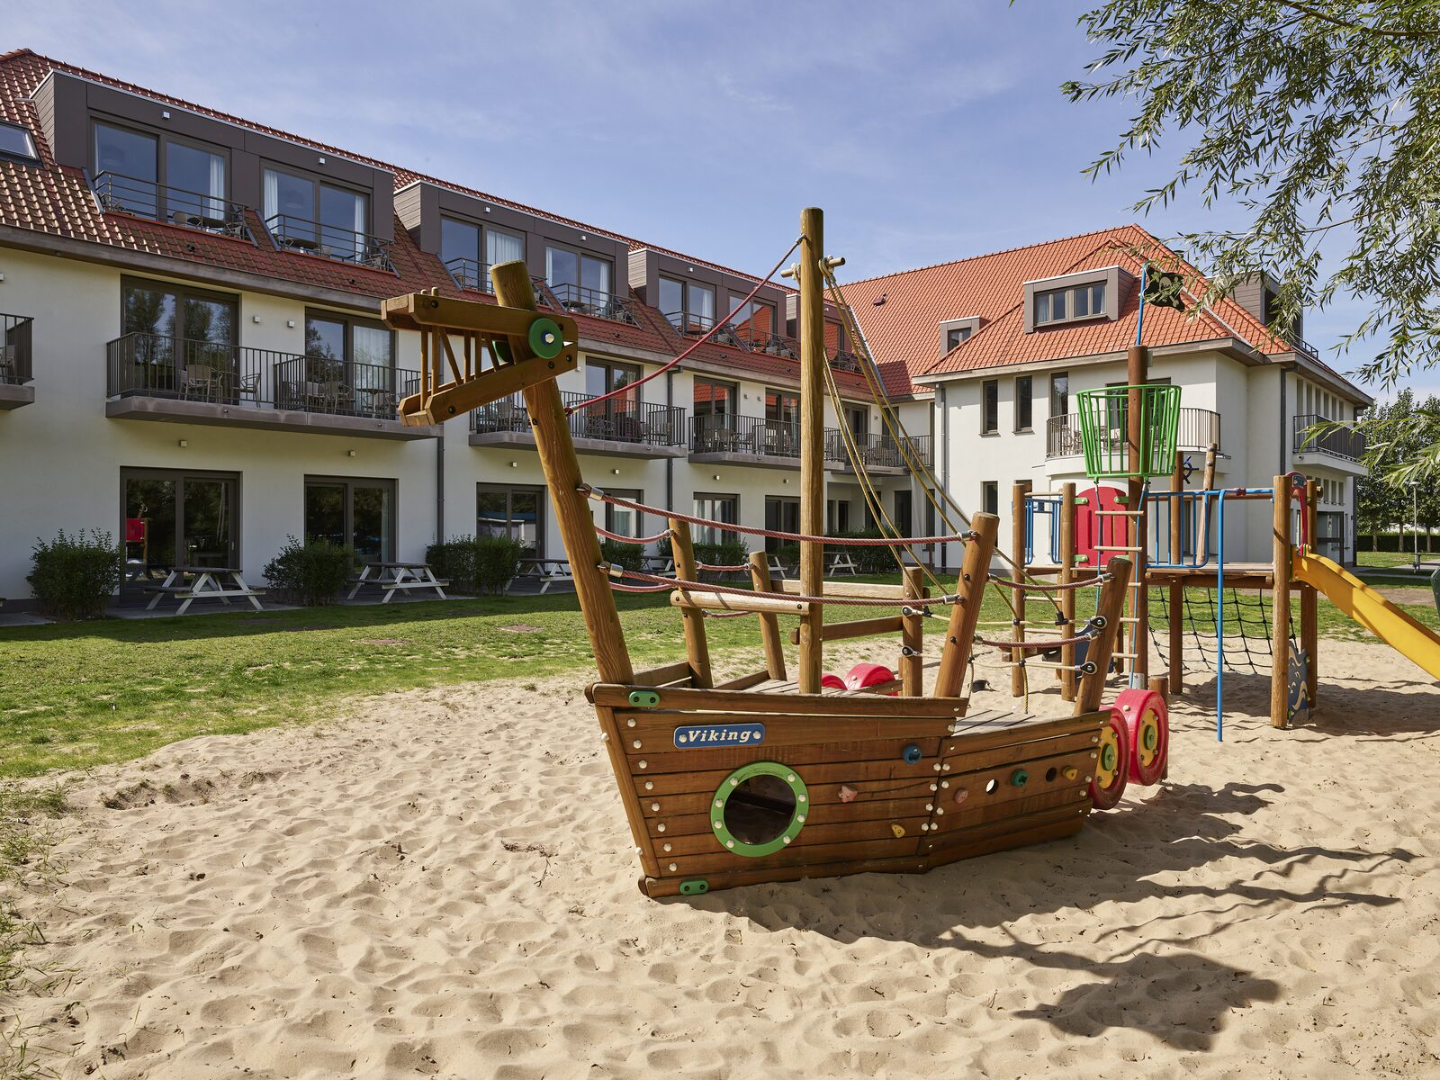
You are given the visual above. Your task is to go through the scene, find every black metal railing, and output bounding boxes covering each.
[93,172,254,241]
[106,332,416,420]
[827,346,864,373]
[825,430,931,469]
[665,311,718,336]
[1293,413,1365,461]
[692,414,804,458]
[264,213,394,272]
[471,390,685,446]
[732,328,798,358]
[1046,407,1221,459]
[445,256,493,292]
[1,314,33,384]
[546,282,638,324]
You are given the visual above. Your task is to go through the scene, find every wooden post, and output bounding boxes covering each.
[1059,482,1077,702]
[670,518,714,688]
[1077,556,1132,714]
[1148,674,1169,703]
[1196,441,1218,560]
[1169,450,1185,693]
[749,550,787,682]
[1303,478,1320,708]
[1271,474,1292,728]
[1125,344,1149,682]
[934,513,998,699]
[1011,480,1032,698]
[798,206,826,694]
[901,565,924,696]
[492,262,633,685]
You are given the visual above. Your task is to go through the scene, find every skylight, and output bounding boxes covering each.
[0,121,39,165]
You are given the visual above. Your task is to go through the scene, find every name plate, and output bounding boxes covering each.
[673,723,765,749]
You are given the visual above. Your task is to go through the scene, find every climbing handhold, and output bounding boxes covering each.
[1063,766,1078,781]
[902,744,923,764]
[890,823,906,838]
[954,788,969,805]
[679,879,709,895]
[628,690,660,708]
[838,785,858,803]
[1011,768,1029,788]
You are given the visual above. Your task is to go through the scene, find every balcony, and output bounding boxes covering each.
[104,332,434,439]
[547,282,640,325]
[826,346,865,374]
[445,256,493,293]
[1293,413,1366,463]
[0,314,34,409]
[732,327,799,359]
[827,430,932,475]
[93,172,255,242]
[1046,407,1222,461]
[469,391,686,459]
[264,213,394,273]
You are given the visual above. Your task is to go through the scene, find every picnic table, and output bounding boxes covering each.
[826,552,859,576]
[509,558,574,594]
[347,561,449,603]
[143,565,266,615]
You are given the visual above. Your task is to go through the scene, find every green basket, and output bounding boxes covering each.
[1074,384,1182,480]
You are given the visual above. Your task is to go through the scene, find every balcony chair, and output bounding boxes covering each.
[180,363,219,402]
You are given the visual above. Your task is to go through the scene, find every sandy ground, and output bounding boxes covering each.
[6,639,1440,1079]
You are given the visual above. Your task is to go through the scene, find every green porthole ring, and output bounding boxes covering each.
[528,317,564,359]
[710,761,808,859]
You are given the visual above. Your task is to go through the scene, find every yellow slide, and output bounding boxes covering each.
[1293,552,1440,681]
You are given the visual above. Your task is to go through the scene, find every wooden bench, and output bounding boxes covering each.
[143,566,266,615]
[509,559,574,594]
[347,562,450,603]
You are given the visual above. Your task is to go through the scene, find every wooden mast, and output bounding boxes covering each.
[797,207,826,694]
[491,262,634,685]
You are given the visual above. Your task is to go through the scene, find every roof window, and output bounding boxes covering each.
[0,121,40,165]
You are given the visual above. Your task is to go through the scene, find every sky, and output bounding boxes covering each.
[6,0,1418,400]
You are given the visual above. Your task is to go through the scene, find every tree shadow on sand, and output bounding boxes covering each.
[678,780,1410,1050]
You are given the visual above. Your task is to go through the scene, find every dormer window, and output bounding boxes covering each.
[92,122,241,236]
[938,316,981,354]
[1024,267,1127,333]
[547,244,612,309]
[659,276,716,334]
[440,217,523,292]
[0,121,39,166]
[946,326,971,350]
[263,167,389,269]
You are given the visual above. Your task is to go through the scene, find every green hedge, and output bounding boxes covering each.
[599,539,645,573]
[426,535,525,595]
[824,529,896,574]
[1356,532,1435,553]
[28,529,123,620]
[262,537,352,606]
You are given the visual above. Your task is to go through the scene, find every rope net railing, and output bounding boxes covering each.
[1150,587,1299,676]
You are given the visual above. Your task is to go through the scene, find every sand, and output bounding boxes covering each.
[5,639,1440,1079]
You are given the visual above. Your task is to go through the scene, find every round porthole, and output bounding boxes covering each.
[710,762,808,857]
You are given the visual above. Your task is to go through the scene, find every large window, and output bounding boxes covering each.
[729,295,775,343]
[440,218,524,291]
[305,477,395,563]
[844,403,869,439]
[580,359,641,437]
[122,468,239,584]
[660,276,716,333]
[764,497,800,553]
[264,167,369,258]
[94,121,226,224]
[765,388,799,425]
[1015,376,1033,432]
[302,311,395,409]
[120,278,238,399]
[546,245,612,307]
[981,379,999,434]
[1050,372,1069,417]
[1034,282,1107,328]
[693,378,737,448]
[477,485,545,557]
[585,359,640,401]
[826,499,851,534]
[694,493,738,545]
[605,489,644,539]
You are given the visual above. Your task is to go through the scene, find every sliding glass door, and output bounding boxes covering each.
[122,468,239,585]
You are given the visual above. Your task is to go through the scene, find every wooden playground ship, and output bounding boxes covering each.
[380,208,1154,898]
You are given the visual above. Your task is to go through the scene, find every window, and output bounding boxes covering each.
[264,167,369,259]
[120,278,238,397]
[693,377,736,447]
[659,276,716,333]
[477,484,545,556]
[440,217,481,287]
[582,359,640,432]
[605,489,644,539]
[1050,372,1069,417]
[1015,376,1033,432]
[845,404,869,439]
[0,120,38,165]
[303,310,396,405]
[488,227,524,269]
[122,468,239,585]
[946,326,972,351]
[546,245,612,307]
[981,379,998,434]
[305,477,395,563]
[982,482,998,517]
[585,359,640,401]
[94,122,226,224]
[765,497,800,553]
[827,499,851,534]
[1034,282,1107,327]
[766,389,799,425]
[693,493,738,545]
[730,296,775,344]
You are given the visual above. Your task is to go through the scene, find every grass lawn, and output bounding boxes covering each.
[1,573,1435,778]
[1357,550,1439,569]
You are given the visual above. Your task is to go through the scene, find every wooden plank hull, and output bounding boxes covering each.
[591,683,1106,898]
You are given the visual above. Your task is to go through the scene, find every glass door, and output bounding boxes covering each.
[764,497,800,553]
[122,469,239,588]
[182,477,235,567]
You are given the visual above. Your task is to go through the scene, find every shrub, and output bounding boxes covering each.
[694,539,751,577]
[473,534,524,594]
[770,543,801,572]
[28,529,122,620]
[426,538,478,593]
[262,536,352,606]
[825,529,895,574]
[599,539,645,573]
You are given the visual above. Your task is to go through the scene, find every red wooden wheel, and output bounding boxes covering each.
[845,662,896,695]
[1116,688,1169,786]
[821,673,847,691]
[1089,706,1131,811]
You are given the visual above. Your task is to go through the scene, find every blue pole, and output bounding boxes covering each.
[1136,264,1147,347]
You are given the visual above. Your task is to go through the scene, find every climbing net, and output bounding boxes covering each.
[1150,587,1293,676]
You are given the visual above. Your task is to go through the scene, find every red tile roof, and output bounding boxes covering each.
[841,224,1362,400]
[0,48,848,389]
